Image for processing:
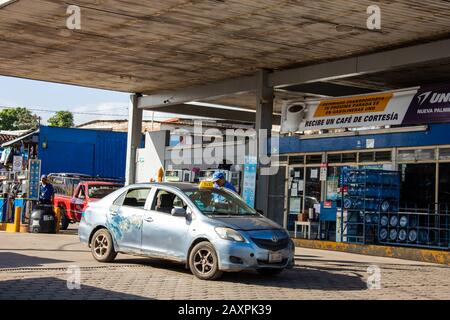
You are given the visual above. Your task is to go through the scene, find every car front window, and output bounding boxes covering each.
[185,189,258,216]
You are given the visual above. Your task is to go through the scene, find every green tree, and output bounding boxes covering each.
[0,107,39,130]
[48,111,74,128]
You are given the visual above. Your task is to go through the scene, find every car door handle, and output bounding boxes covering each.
[144,217,153,222]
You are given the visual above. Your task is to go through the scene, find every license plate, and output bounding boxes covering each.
[43,216,54,221]
[268,251,282,263]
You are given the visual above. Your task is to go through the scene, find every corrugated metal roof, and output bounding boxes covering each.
[0,134,14,144]
[1,129,38,148]
[0,129,31,136]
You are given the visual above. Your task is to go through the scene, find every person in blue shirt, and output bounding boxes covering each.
[39,175,54,205]
[212,172,237,192]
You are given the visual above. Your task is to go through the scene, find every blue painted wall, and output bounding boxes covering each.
[39,126,128,180]
[280,123,450,154]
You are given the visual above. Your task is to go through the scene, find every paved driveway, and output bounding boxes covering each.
[0,230,448,300]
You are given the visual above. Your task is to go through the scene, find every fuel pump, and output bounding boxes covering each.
[15,172,28,224]
[1,178,20,223]
[0,175,8,222]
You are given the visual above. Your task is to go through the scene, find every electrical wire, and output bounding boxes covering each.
[0,106,222,121]
[0,106,168,119]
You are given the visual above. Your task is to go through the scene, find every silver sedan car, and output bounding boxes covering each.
[79,181,295,280]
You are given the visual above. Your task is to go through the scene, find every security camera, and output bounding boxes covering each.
[282,102,306,132]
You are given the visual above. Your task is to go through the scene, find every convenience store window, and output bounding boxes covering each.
[305,154,322,164]
[438,163,450,204]
[439,148,450,161]
[288,155,304,165]
[327,152,357,163]
[398,148,436,162]
[400,163,436,210]
[359,151,392,162]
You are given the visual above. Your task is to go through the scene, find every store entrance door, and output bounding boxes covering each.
[305,167,321,213]
[287,167,304,232]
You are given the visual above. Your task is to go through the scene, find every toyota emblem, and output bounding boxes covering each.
[271,235,278,242]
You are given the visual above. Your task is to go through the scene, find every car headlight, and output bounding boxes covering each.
[215,227,245,242]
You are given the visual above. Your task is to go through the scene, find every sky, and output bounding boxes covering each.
[0,75,178,126]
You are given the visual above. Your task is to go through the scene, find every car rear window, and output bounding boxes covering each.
[88,185,122,199]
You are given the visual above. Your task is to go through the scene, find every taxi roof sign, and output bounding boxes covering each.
[199,181,214,189]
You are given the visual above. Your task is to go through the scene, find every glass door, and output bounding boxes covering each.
[305,167,321,214]
[287,167,304,232]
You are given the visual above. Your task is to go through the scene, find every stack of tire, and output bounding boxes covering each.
[379,214,419,243]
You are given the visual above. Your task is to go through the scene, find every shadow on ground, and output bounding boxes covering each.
[0,252,72,268]
[114,257,368,291]
[294,255,450,270]
[0,277,149,300]
[220,266,367,291]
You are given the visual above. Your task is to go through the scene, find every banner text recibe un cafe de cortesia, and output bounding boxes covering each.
[281,82,450,133]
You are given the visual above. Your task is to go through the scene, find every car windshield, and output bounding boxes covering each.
[88,185,122,199]
[185,188,258,216]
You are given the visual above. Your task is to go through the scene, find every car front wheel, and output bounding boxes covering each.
[90,229,117,262]
[189,241,223,280]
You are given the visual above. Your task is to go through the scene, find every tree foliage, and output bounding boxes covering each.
[48,111,74,128]
[0,107,39,130]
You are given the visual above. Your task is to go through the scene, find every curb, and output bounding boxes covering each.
[292,238,450,265]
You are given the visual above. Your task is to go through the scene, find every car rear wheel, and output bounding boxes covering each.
[90,229,117,262]
[257,268,284,276]
[189,241,223,280]
[60,208,70,230]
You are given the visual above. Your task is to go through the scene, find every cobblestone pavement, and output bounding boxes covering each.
[0,230,449,300]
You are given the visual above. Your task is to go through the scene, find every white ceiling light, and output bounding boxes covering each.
[0,0,17,9]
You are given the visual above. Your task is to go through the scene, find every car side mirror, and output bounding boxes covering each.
[171,207,186,217]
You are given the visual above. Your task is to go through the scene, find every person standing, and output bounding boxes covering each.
[212,172,237,192]
[39,175,54,205]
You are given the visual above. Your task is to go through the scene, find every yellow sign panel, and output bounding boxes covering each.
[199,181,214,189]
[313,93,393,117]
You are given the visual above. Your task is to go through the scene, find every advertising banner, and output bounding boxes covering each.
[28,159,41,200]
[242,156,257,208]
[12,155,23,172]
[403,83,450,124]
[280,82,450,133]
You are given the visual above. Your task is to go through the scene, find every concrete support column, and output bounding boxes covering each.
[125,93,143,185]
[255,69,274,215]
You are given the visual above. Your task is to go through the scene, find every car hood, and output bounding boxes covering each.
[212,215,282,231]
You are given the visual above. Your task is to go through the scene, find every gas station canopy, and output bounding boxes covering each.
[1,0,450,115]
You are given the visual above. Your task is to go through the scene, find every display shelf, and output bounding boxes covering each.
[340,169,400,245]
[338,168,448,249]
